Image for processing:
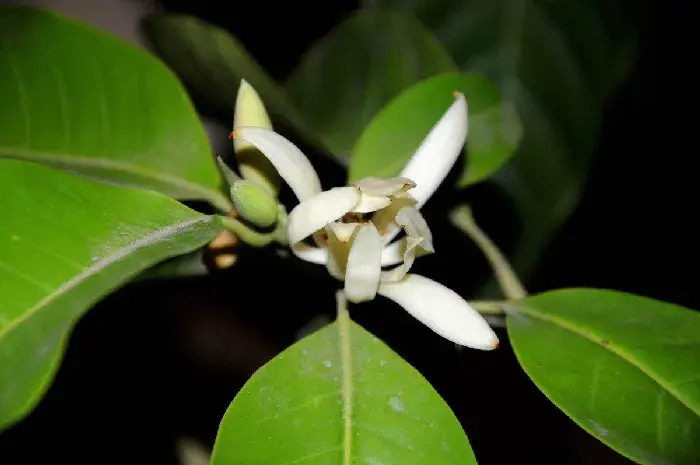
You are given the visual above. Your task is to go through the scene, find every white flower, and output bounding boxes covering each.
[230,91,498,350]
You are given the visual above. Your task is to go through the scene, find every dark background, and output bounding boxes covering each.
[0,0,673,464]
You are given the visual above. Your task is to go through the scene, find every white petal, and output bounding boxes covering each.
[345,223,383,302]
[399,93,468,208]
[378,274,498,349]
[352,192,392,213]
[354,177,416,197]
[287,187,360,245]
[290,244,328,264]
[232,127,322,202]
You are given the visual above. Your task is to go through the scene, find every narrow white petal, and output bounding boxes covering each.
[232,127,322,201]
[345,223,383,302]
[352,192,392,213]
[399,93,468,208]
[287,187,360,245]
[378,274,498,350]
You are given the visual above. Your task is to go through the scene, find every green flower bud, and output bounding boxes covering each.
[233,80,281,197]
[229,179,278,229]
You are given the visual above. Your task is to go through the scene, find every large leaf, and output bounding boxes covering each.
[367,0,636,288]
[0,159,223,430]
[349,72,521,186]
[285,10,457,161]
[507,288,700,464]
[211,309,477,464]
[0,6,230,210]
[143,14,324,154]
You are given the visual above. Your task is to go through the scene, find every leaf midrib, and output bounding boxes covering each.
[510,303,700,416]
[337,302,354,465]
[0,149,230,210]
[0,216,217,341]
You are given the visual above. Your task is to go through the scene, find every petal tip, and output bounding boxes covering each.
[452,90,464,99]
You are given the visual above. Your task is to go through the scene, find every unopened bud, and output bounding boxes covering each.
[229,179,278,228]
[233,80,280,197]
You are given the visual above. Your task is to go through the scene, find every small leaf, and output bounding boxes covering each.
[0,159,223,429]
[366,0,637,288]
[349,72,521,185]
[507,288,700,464]
[211,314,477,464]
[285,10,457,161]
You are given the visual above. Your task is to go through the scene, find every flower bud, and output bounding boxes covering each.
[233,80,281,197]
[229,179,278,228]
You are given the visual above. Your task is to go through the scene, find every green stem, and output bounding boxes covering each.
[450,205,527,300]
[470,300,507,315]
[220,216,276,247]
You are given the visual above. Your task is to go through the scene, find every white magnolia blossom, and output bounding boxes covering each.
[231,92,498,350]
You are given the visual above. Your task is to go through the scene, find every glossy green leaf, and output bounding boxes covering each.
[212,311,477,464]
[0,6,229,210]
[143,14,321,152]
[0,159,223,430]
[285,11,457,161]
[349,72,521,186]
[507,288,700,464]
[367,0,636,288]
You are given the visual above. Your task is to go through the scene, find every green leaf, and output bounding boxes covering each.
[349,72,521,186]
[143,14,321,152]
[0,159,223,430]
[285,11,457,161]
[0,6,229,210]
[211,311,477,464]
[366,0,637,288]
[507,288,700,465]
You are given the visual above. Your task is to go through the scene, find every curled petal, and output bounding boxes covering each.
[231,127,322,202]
[380,236,422,282]
[378,274,499,350]
[352,192,392,213]
[395,206,434,253]
[399,93,468,209]
[287,186,360,245]
[345,223,383,302]
[354,177,416,197]
[380,207,433,281]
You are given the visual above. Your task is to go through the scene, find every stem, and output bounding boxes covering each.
[220,216,276,247]
[336,291,353,465]
[470,300,507,315]
[210,191,234,213]
[450,205,527,300]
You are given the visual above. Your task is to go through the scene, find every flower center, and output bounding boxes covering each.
[340,212,370,224]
